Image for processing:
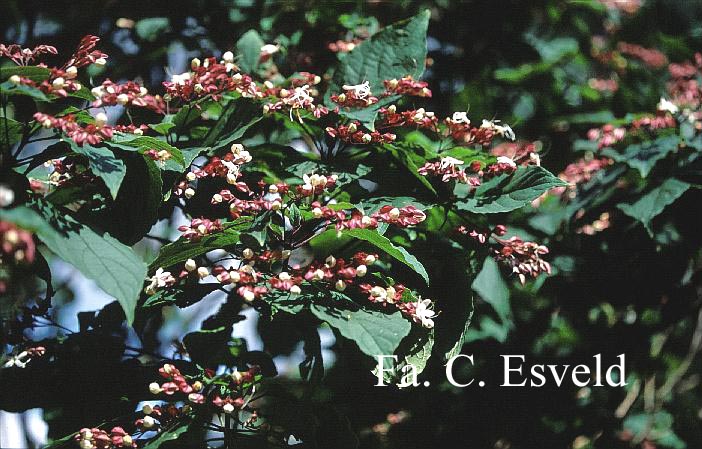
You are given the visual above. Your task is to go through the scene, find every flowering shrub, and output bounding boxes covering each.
[0,11,565,448]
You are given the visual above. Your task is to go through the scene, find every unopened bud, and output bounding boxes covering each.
[268,184,279,193]
[142,404,154,415]
[337,93,346,103]
[95,112,108,127]
[364,254,376,265]
[223,403,235,414]
[348,122,357,133]
[312,207,323,218]
[9,75,21,85]
[184,188,195,198]
[116,93,130,105]
[222,51,234,63]
[356,264,367,277]
[186,172,197,181]
[142,415,156,429]
[325,255,336,267]
[242,248,254,259]
[361,133,372,144]
[149,382,162,394]
[388,207,400,220]
[95,57,107,66]
[197,267,209,279]
[335,279,346,291]
[191,58,201,70]
[243,290,256,302]
[290,285,301,295]
[212,193,223,203]
[184,259,197,272]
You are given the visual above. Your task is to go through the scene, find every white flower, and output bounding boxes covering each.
[222,51,234,63]
[260,43,280,57]
[439,156,464,170]
[496,156,517,167]
[171,72,191,86]
[94,112,108,128]
[413,298,437,328]
[657,97,679,114]
[342,81,372,100]
[145,268,174,294]
[451,111,471,124]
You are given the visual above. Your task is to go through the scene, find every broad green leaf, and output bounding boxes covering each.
[0,117,24,150]
[472,257,510,321]
[0,81,49,101]
[142,422,190,449]
[602,135,680,178]
[383,143,437,194]
[236,30,265,73]
[334,227,429,284]
[110,133,184,167]
[0,66,50,82]
[456,165,567,214]
[617,178,690,236]
[0,200,147,324]
[325,10,430,126]
[135,17,171,42]
[150,218,251,270]
[311,304,411,357]
[70,142,126,199]
[202,98,262,151]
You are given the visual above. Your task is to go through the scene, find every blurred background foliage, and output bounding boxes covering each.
[3,1,702,448]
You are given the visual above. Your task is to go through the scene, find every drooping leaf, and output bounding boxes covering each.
[0,200,147,324]
[472,256,511,322]
[150,218,252,270]
[69,142,126,199]
[142,422,190,449]
[602,135,680,178]
[330,227,429,284]
[311,303,411,357]
[617,178,690,236]
[202,98,262,151]
[456,165,567,214]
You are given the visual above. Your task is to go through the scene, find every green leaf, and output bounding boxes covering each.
[150,218,251,270]
[0,117,24,150]
[472,257,511,321]
[202,98,262,151]
[334,227,429,284]
[142,422,190,449]
[602,135,680,178]
[456,165,567,214]
[0,81,49,101]
[0,200,147,324]
[110,134,185,167]
[617,178,690,236]
[135,17,171,42]
[0,66,51,82]
[69,142,126,199]
[236,30,265,73]
[311,303,411,357]
[326,10,430,126]
[383,143,437,194]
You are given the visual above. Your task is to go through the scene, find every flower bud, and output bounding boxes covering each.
[222,51,234,63]
[80,440,94,449]
[361,133,372,144]
[229,271,241,283]
[312,207,323,218]
[337,93,346,103]
[364,254,376,265]
[271,200,282,211]
[184,259,197,272]
[325,255,336,267]
[387,104,397,114]
[281,250,291,259]
[242,248,254,259]
[186,172,197,181]
[212,193,223,204]
[233,73,243,82]
[142,404,154,415]
[122,435,133,446]
[243,290,256,302]
[335,279,346,291]
[95,57,107,66]
[279,88,289,98]
[149,382,162,394]
[361,215,372,226]
[356,264,367,277]
[184,188,195,199]
[268,184,279,194]
[347,122,357,133]
[290,285,301,295]
[197,267,209,279]
[95,112,108,128]
[142,415,156,429]
[116,93,129,105]
[9,75,21,85]
[223,403,235,414]
[279,271,291,281]
[52,77,65,89]
[133,128,144,135]
[226,173,237,185]
[191,58,201,70]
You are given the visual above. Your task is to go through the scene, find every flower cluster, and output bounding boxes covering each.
[75,427,136,449]
[177,218,223,241]
[444,114,515,145]
[0,43,57,65]
[2,346,45,368]
[91,80,165,113]
[379,105,439,130]
[34,112,114,146]
[358,283,437,328]
[328,39,362,53]
[617,42,668,69]
[263,84,328,122]
[331,81,379,108]
[325,122,396,144]
[163,55,260,102]
[587,124,626,149]
[1,222,36,267]
[383,76,432,97]
[457,225,551,284]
